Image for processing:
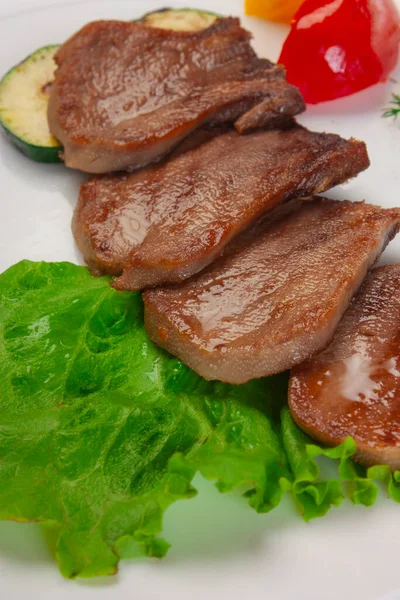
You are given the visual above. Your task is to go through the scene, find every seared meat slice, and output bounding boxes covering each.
[48,18,305,174]
[289,265,400,469]
[143,198,400,384]
[73,126,369,290]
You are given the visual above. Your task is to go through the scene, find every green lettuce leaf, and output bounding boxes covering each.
[279,407,378,519]
[1,261,399,579]
[0,261,290,578]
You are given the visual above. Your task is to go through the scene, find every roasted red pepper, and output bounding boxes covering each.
[278,0,400,104]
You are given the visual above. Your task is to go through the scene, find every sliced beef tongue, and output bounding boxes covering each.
[73,126,369,290]
[48,18,305,173]
[143,198,400,385]
[289,265,400,469]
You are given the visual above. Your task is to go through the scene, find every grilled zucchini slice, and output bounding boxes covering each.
[0,45,62,162]
[139,8,219,31]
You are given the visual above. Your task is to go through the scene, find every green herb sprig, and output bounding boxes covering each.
[383,93,400,119]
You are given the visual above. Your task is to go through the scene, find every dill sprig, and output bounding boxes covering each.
[382,93,400,119]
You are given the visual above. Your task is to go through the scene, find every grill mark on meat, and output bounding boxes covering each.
[143,198,400,384]
[48,18,305,173]
[289,265,400,470]
[72,125,370,290]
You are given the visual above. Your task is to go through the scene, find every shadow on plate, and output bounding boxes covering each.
[0,475,299,575]
[0,472,386,585]
[0,520,53,565]
[160,474,300,564]
[0,134,86,211]
[302,78,399,118]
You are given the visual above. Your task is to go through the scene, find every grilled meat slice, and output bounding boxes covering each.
[143,198,400,384]
[289,265,400,469]
[73,126,369,290]
[48,18,305,173]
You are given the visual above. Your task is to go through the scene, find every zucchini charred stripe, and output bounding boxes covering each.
[139,7,220,31]
[0,45,62,163]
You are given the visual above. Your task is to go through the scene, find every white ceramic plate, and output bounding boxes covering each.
[1,1,400,598]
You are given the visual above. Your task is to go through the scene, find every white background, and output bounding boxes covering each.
[1,1,400,599]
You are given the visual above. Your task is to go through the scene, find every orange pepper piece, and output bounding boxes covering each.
[244,0,304,23]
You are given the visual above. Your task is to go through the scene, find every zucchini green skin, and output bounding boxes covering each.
[0,44,62,163]
[0,123,62,163]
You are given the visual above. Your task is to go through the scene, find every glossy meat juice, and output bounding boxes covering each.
[144,198,400,384]
[48,18,304,173]
[290,265,400,469]
[73,126,369,290]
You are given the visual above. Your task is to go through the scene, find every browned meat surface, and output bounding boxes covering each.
[48,18,305,173]
[143,198,400,384]
[289,265,400,469]
[73,126,369,290]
